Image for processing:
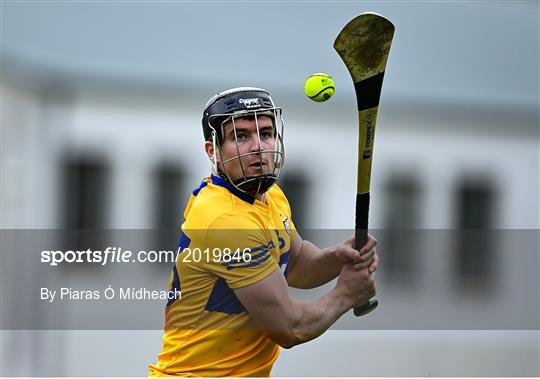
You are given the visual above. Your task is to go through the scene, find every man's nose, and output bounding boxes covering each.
[248,134,262,152]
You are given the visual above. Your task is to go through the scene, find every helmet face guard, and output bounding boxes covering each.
[202,88,285,195]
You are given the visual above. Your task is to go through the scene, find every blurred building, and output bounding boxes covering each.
[1,54,538,376]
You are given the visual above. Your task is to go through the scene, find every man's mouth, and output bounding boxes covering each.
[249,162,266,168]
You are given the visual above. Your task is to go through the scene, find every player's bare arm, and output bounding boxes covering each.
[286,233,379,289]
[234,263,376,349]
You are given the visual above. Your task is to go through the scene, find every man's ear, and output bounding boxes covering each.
[204,141,215,162]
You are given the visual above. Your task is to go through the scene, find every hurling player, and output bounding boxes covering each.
[149,87,379,377]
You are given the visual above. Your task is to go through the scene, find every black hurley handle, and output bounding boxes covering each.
[352,193,378,316]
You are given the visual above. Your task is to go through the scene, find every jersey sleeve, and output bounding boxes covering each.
[199,213,279,289]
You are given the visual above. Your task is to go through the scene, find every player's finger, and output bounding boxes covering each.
[358,248,375,263]
[369,253,379,273]
[353,255,375,270]
[340,246,362,261]
[341,242,376,262]
[359,234,377,254]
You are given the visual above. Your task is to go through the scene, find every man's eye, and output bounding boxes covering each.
[261,132,273,139]
[236,134,247,141]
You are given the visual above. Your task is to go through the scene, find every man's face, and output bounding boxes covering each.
[217,115,276,183]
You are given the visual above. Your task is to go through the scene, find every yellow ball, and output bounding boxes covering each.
[304,73,335,102]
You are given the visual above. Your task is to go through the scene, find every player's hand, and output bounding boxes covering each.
[334,234,378,272]
[335,264,376,309]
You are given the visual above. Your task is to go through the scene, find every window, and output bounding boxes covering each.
[381,174,422,285]
[453,179,496,289]
[61,157,109,252]
[153,163,186,255]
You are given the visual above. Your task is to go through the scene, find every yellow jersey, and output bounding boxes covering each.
[149,174,296,377]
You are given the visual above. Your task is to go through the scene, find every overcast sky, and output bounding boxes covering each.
[2,2,538,106]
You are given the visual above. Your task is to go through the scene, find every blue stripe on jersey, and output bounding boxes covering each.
[166,232,191,307]
[245,249,270,261]
[222,246,269,264]
[210,174,255,205]
[223,251,271,270]
[279,251,291,278]
[221,243,273,270]
[192,180,208,196]
[177,232,191,255]
[205,277,246,314]
[166,265,181,307]
[231,254,271,269]
[247,244,268,253]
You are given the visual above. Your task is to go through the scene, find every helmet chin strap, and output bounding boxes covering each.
[233,174,277,195]
[216,168,276,196]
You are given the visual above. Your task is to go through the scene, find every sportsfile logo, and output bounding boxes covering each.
[239,98,260,109]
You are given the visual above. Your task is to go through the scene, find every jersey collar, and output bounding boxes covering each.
[210,174,256,205]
